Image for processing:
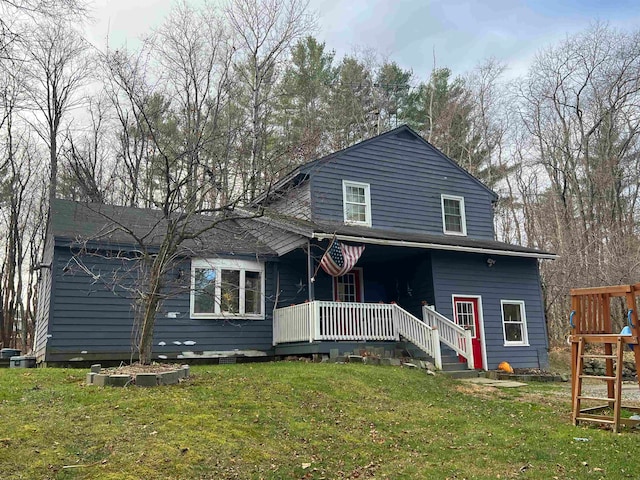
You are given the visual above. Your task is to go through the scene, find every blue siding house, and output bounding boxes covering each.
[35,125,555,370]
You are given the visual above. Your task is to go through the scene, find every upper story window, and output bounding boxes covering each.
[501,300,529,346]
[441,194,467,236]
[342,180,372,227]
[190,258,264,319]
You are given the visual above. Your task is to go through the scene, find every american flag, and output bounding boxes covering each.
[319,239,365,277]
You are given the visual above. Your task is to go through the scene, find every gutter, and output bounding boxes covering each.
[311,233,558,260]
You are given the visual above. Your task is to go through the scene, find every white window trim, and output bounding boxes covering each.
[501,299,529,346]
[190,258,265,320]
[342,180,372,227]
[441,194,467,236]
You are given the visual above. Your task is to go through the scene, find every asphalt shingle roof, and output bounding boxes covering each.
[50,199,279,257]
[49,200,554,259]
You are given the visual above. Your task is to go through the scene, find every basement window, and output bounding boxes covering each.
[191,259,264,319]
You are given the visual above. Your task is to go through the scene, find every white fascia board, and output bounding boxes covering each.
[311,233,558,260]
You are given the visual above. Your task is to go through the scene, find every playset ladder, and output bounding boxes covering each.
[572,335,625,432]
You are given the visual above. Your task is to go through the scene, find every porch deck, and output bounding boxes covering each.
[273,301,476,370]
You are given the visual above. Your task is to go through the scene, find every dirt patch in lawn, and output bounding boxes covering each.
[454,383,501,399]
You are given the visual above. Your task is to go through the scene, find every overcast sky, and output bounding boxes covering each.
[86,0,640,81]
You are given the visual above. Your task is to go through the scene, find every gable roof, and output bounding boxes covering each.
[253,124,498,204]
[50,199,278,257]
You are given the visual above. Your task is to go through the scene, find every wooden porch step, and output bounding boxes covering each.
[441,362,469,372]
[441,369,480,379]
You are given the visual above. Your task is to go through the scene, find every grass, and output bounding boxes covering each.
[1,362,640,479]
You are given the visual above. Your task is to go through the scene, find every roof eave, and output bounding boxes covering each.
[311,232,558,260]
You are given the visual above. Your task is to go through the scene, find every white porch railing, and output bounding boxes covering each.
[272,302,315,344]
[273,301,442,369]
[317,302,396,341]
[393,305,442,370]
[422,305,474,369]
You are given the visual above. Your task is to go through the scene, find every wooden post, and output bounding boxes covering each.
[465,329,474,369]
[571,337,585,426]
[314,301,321,341]
[570,294,580,405]
[273,309,278,346]
[432,328,442,370]
[613,336,624,433]
[603,293,614,404]
[628,288,640,390]
[307,240,315,301]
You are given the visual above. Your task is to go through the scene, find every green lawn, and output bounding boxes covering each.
[0,363,638,479]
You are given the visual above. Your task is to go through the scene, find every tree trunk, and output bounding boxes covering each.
[137,258,164,365]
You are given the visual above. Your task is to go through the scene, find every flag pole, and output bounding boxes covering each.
[312,234,337,282]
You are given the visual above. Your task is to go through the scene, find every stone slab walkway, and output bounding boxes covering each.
[460,377,528,388]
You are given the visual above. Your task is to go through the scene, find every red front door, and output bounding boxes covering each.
[453,296,483,369]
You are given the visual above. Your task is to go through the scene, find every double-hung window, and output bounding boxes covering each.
[343,180,371,227]
[441,194,467,236]
[501,300,529,346]
[190,259,264,319]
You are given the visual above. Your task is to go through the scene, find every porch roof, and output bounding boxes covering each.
[259,210,557,260]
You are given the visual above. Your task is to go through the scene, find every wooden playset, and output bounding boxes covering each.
[569,283,640,432]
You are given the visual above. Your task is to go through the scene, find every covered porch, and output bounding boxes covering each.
[273,300,475,370]
[261,215,555,371]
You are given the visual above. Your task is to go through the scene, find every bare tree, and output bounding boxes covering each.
[0,56,46,350]
[60,95,117,203]
[24,18,92,207]
[94,3,271,363]
[151,1,237,209]
[226,0,314,200]
[0,0,87,62]
[511,23,640,341]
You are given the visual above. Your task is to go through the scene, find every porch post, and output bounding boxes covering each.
[307,239,315,301]
[314,301,321,341]
[432,328,442,370]
[464,330,474,369]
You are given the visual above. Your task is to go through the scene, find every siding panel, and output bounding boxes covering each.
[430,250,549,369]
[34,235,55,361]
[308,132,495,239]
[46,248,277,360]
[268,181,312,220]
